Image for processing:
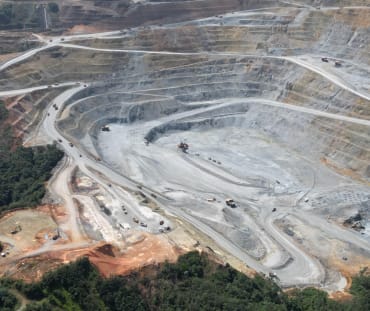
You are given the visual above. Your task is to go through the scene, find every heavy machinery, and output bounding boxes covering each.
[178,141,189,153]
[10,224,22,235]
[225,198,237,208]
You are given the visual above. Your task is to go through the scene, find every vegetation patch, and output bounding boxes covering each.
[0,252,368,311]
[0,287,19,311]
[0,3,43,30]
[0,100,63,213]
[47,3,59,14]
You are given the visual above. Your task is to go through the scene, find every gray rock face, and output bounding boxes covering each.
[2,0,370,291]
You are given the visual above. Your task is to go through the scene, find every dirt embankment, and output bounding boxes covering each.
[0,233,182,282]
[0,201,184,282]
[59,232,182,278]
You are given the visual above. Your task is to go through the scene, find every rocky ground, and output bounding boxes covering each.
[0,0,369,294]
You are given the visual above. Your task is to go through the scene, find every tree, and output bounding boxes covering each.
[0,287,19,311]
[0,100,8,122]
[47,3,59,14]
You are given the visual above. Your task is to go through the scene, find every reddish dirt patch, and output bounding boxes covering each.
[329,290,353,302]
[90,234,182,277]
[67,24,107,35]
[54,233,182,278]
[1,232,182,282]
[321,157,370,186]
[0,52,20,63]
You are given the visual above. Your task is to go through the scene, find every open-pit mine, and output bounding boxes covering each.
[0,0,370,294]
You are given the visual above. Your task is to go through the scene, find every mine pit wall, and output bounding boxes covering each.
[1,2,368,181]
[2,8,369,90]
[3,88,67,139]
[0,32,41,55]
[2,44,369,182]
[72,9,370,64]
[58,90,204,155]
[55,51,370,181]
[0,0,284,33]
[92,0,285,29]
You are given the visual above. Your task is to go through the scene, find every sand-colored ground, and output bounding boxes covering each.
[0,207,58,257]
[0,52,20,63]
[67,25,107,35]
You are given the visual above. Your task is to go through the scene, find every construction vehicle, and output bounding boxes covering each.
[52,229,61,240]
[269,272,278,279]
[225,198,237,208]
[178,142,189,153]
[10,224,22,235]
[101,125,110,132]
[120,223,131,230]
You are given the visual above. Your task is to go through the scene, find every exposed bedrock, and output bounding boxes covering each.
[57,53,370,180]
[2,0,370,290]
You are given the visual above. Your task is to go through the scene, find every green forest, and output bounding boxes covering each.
[0,100,64,213]
[0,252,369,311]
